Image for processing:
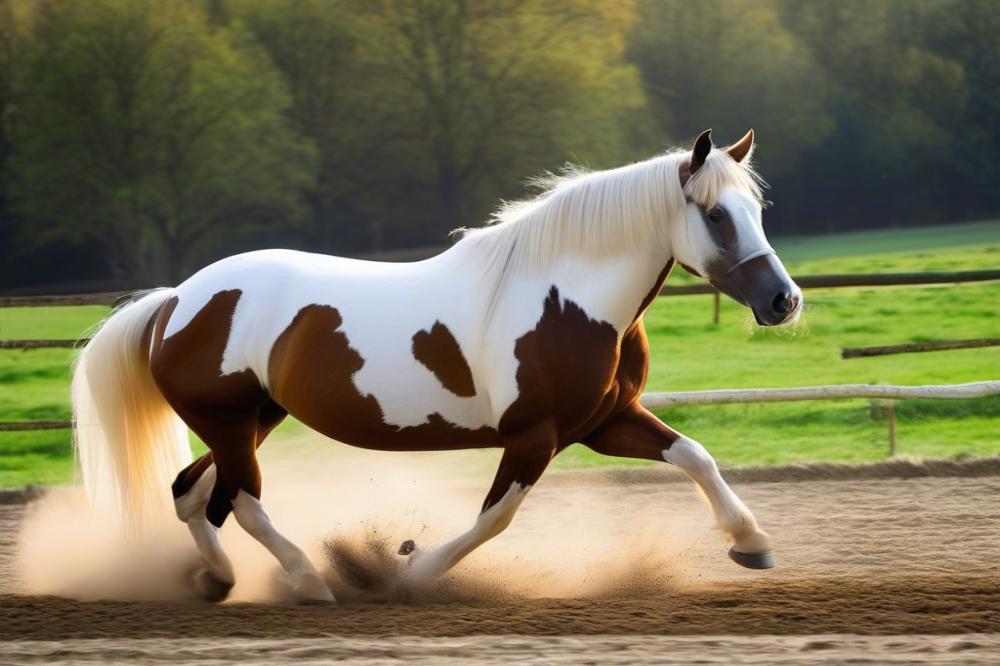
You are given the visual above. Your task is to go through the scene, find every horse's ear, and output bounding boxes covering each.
[726,129,754,163]
[689,129,712,174]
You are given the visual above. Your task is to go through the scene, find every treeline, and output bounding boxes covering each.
[0,0,997,286]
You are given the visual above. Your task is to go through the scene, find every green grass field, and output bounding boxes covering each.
[2,220,998,486]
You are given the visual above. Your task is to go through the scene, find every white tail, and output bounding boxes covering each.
[72,289,192,532]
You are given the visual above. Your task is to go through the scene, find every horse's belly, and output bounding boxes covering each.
[280,393,500,452]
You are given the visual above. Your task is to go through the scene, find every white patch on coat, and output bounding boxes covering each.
[717,188,773,264]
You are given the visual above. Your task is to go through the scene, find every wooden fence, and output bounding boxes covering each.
[640,380,1000,408]
[3,381,996,457]
[639,380,1000,456]
[1,269,998,307]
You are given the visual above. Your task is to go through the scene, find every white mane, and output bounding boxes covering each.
[453,147,765,277]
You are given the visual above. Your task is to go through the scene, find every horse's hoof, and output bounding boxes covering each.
[292,571,336,605]
[398,539,416,556]
[194,568,234,602]
[728,547,775,570]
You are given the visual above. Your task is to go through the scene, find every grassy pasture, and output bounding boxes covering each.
[1,221,998,486]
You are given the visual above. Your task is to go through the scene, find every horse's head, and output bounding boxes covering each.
[673,129,802,326]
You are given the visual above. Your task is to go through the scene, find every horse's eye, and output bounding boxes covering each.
[706,208,724,223]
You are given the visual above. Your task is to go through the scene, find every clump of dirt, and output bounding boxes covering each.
[320,518,688,606]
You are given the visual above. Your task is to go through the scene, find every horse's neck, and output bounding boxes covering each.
[529,250,673,334]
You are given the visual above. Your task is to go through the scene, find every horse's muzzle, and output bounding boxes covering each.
[752,289,801,326]
[711,252,802,327]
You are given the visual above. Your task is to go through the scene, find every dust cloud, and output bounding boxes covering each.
[16,433,697,604]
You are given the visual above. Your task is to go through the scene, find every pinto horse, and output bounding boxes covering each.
[72,129,801,602]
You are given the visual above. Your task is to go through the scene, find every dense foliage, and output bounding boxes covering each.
[0,0,996,285]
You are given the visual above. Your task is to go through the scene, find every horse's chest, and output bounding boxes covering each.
[496,288,649,444]
[562,322,650,444]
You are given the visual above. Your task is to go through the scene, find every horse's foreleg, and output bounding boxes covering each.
[584,403,773,569]
[399,424,557,582]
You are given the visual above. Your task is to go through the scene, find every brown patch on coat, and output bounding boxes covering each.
[476,289,655,509]
[267,305,498,451]
[150,291,264,417]
[497,286,625,445]
[171,399,288,501]
[150,290,279,526]
[411,321,476,397]
[634,260,675,321]
[679,262,703,278]
[583,401,681,462]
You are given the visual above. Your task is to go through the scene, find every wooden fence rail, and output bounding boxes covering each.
[640,380,1000,408]
[640,380,1000,456]
[842,338,1000,358]
[658,268,1000,296]
[0,339,87,350]
[1,269,998,307]
[4,381,996,437]
[0,420,74,432]
[0,291,123,308]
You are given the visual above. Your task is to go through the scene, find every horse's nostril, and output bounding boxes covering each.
[773,292,790,314]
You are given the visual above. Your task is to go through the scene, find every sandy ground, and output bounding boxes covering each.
[1,454,999,664]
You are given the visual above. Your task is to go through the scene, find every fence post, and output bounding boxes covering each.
[887,400,896,456]
[712,290,720,325]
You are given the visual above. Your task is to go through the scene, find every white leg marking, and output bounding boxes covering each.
[174,465,235,586]
[663,437,771,554]
[232,490,335,603]
[405,482,530,582]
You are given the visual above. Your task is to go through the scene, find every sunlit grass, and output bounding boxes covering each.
[1,221,998,486]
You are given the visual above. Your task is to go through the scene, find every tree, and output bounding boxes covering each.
[0,0,20,276]
[354,0,653,243]
[778,0,966,230]
[8,0,314,283]
[235,0,654,252]
[234,0,401,253]
[916,0,1000,220]
[628,0,834,233]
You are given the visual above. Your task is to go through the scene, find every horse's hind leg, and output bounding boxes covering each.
[230,488,333,603]
[584,403,773,569]
[170,401,284,601]
[173,401,333,603]
[173,455,234,601]
[217,409,334,603]
[399,423,557,582]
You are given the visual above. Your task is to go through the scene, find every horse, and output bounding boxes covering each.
[72,129,801,603]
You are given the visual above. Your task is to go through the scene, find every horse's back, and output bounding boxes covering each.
[152,249,500,449]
